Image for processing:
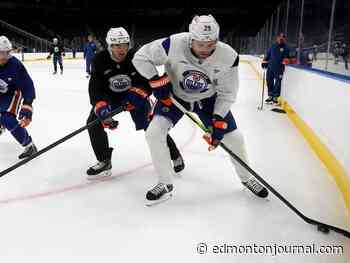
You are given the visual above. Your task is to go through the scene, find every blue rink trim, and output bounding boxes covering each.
[288,64,350,85]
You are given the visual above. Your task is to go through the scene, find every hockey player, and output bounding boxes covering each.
[333,43,340,65]
[299,48,313,68]
[132,15,269,205]
[340,43,349,70]
[47,37,65,74]
[261,33,290,105]
[84,34,97,78]
[0,36,37,159]
[86,27,184,180]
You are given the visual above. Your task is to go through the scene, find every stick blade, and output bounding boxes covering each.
[271,108,286,114]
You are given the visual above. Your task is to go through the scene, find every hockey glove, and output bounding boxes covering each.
[94,101,118,130]
[261,60,268,69]
[203,114,228,151]
[124,87,149,111]
[149,74,173,106]
[19,104,33,128]
[282,58,289,65]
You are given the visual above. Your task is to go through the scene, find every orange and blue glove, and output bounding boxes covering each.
[19,104,33,128]
[124,87,149,111]
[149,74,173,107]
[282,58,290,65]
[94,101,118,130]
[261,60,268,69]
[203,114,228,151]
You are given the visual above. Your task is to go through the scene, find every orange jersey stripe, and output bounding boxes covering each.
[149,75,170,89]
[129,87,148,98]
[8,91,22,115]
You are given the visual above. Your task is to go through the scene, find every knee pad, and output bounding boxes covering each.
[223,129,248,159]
[146,116,172,144]
[0,112,19,131]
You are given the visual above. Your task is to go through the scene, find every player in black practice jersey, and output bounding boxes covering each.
[86,27,185,179]
[47,38,65,74]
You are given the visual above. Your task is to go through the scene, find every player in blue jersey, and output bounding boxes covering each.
[0,36,37,159]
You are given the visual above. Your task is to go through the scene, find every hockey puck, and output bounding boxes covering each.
[317,225,330,234]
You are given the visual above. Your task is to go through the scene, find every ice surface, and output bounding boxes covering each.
[0,59,349,262]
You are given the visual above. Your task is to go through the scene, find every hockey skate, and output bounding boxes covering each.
[146,183,173,206]
[18,142,38,159]
[272,97,279,106]
[86,160,112,180]
[173,155,185,173]
[264,96,274,104]
[242,177,269,198]
[53,71,57,75]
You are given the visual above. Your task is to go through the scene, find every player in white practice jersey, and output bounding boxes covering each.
[133,15,269,205]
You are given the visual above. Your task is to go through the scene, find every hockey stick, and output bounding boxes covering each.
[170,96,350,238]
[0,106,124,178]
[257,69,266,111]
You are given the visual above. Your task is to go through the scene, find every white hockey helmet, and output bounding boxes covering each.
[53,38,58,44]
[106,27,130,46]
[189,15,220,42]
[0,36,12,52]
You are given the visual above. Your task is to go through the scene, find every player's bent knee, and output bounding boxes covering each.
[145,123,162,143]
[145,116,171,144]
[0,112,19,130]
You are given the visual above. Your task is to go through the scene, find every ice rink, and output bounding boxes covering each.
[0,58,349,262]
[313,59,350,77]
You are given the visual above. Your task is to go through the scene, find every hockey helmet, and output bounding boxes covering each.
[189,15,220,42]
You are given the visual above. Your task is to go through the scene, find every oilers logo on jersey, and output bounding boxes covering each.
[108,74,132,92]
[180,70,211,94]
[0,78,9,94]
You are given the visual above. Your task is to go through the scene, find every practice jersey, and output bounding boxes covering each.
[132,32,240,118]
[0,56,35,105]
[49,43,65,57]
[88,49,151,106]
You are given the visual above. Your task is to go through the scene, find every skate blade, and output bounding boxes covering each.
[174,172,183,178]
[242,187,270,201]
[87,170,112,181]
[146,193,173,207]
[174,165,185,175]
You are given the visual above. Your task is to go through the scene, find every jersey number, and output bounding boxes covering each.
[204,25,211,31]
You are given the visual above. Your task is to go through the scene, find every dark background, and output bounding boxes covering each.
[1,0,349,52]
